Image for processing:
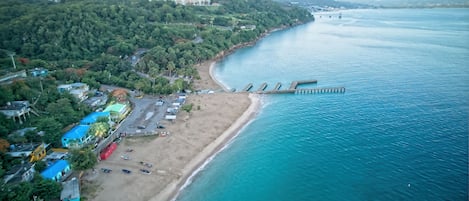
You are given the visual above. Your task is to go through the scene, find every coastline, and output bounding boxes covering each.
[151,93,261,201]
[84,22,307,201]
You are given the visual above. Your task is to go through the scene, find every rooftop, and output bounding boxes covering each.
[104,103,127,113]
[62,125,90,140]
[60,177,80,200]
[80,111,110,125]
[41,160,69,179]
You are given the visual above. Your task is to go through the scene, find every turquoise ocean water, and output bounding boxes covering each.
[177,8,469,201]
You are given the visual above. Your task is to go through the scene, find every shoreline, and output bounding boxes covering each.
[150,93,260,201]
[86,22,308,201]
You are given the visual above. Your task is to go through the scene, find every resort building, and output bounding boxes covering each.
[40,160,71,182]
[0,101,31,124]
[61,125,91,148]
[57,83,90,102]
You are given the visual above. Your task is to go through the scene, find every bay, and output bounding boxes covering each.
[176,8,469,201]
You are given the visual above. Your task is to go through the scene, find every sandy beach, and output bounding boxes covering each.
[83,61,260,201]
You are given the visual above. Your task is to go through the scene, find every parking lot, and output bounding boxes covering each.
[115,94,173,135]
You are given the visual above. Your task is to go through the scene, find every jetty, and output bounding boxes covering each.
[241,79,345,95]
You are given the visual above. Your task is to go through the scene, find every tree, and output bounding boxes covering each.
[34,160,47,172]
[89,122,110,138]
[31,175,62,201]
[68,148,97,170]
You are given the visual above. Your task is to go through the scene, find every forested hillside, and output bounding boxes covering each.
[0,2,313,199]
[0,0,313,94]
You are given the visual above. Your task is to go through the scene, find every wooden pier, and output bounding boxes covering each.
[242,80,344,95]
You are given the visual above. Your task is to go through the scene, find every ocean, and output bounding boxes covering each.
[176,8,469,201]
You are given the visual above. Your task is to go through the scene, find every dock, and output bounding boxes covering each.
[257,82,268,92]
[242,83,253,92]
[241,80,344,95]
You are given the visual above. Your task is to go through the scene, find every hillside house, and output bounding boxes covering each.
[58,83,90,102]
[0,101,31,124]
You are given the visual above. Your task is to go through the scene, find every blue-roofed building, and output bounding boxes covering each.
[41,160,71,182]
[80,111,110,125]
[61,125,91,148]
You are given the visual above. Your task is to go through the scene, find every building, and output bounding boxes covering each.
[30,68,48,77]
[173,0,211,5]
[0,101,31,123]
[61,125,91,148]
[104,103,129,122]
[3,163,35,184]
[61,177,80,201]
[58,83,90,102]
[79,111,110,125]
[40,160,71,182]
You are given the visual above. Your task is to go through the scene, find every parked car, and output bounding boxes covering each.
[137,125,146,129]
[140,169,151,175]
[122,169,132,174]
[101,168,112,173]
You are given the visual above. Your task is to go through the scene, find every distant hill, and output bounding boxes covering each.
[274,0,469,8]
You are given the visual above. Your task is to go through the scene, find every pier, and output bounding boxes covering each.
[273,82,282,91]
[242,83,253,92]
[241,80,344,95]
[257,82,268,92]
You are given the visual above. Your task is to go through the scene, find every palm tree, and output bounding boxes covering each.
[89,122,110,138]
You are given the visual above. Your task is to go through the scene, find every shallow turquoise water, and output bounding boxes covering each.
[177,8,469,201]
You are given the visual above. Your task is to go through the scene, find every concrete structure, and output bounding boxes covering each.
[61,125,91,148]
[0,70,27,85]
[58,83,90,102]
[0,101,31,124]
[60,177,80,201]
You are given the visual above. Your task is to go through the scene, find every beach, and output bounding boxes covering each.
[83,61,261,201]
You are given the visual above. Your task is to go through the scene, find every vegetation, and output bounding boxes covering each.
[0,174,62,201]
[181,103,194,113]
[68,148,98,171]
[0,0,313,199]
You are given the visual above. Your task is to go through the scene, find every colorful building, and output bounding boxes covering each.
[61,125,91,148]
[40,160,71,182]
[104,103,129,122]
[79,111,110,125]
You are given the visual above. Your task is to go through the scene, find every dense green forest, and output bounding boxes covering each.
[0,0,313,94]
[0,0,313,200]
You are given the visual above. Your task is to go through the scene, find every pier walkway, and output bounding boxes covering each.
[241,80,345,95]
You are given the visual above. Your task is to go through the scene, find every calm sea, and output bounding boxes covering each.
[177,8,469,201]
